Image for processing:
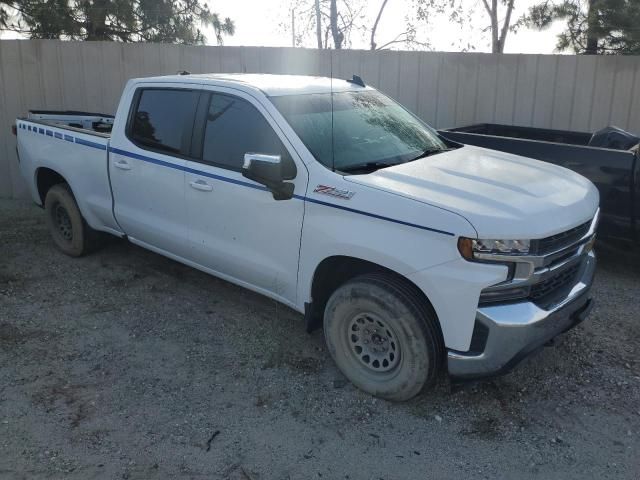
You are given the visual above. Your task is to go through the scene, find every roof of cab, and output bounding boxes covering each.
[132,73,372,97]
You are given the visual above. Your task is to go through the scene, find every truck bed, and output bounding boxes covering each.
[16,114,119,236]
[445,124,593,146]
[28,110,114,135]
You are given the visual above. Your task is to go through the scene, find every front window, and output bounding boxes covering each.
[271,90,448,173]
[200,93,296,179]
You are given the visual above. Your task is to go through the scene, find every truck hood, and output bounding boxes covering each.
[344,145,599,238]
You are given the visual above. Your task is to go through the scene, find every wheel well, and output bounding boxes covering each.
[36,168,67,204]
[306,256,437,334]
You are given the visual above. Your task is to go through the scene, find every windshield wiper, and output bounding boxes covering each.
[340,147,456,173]
[410,147,455,161]
[340,161,401,173]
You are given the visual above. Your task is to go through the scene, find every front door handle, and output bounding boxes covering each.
[189,179,213,192]
[114,160,131,170]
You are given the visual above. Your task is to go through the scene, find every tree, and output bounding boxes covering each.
[0,1,10,28]
[482,0,515,53]
[523,0,640,54]
[414,0,518,53]
[329,0,343,48]
[0,0,235,44]
[314,0,322,48]
[368,0,430,50]
[370,0,389,50]
[286,0,364,49]
[286,0,424,50]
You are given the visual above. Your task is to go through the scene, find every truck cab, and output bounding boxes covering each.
[16,74,599,400]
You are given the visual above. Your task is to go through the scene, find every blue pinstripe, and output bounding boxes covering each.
[18,120,455,237]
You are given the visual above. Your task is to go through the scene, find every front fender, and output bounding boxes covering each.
[297,190,476,311]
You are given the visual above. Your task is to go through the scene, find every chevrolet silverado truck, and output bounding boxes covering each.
[15,74,599,401]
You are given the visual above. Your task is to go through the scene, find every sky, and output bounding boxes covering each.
[208,0,566,54]
[0,0,567,54]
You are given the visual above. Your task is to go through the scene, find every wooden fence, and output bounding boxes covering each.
[1,40,639,198]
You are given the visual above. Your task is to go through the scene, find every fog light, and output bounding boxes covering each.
[479,286,531,304]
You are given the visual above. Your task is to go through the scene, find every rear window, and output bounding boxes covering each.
[129,89,199,155]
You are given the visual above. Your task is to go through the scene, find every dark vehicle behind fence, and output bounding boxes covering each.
[440,124,639,244]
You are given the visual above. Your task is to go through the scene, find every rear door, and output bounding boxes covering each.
[184,89,307,305]
[109,85,199,258]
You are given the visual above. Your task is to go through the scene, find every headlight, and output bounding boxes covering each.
[458,237,531,260]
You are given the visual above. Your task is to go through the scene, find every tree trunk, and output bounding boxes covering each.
[482,0,500,53]
[483,0,514,54]
[329,0,343,49]
[490,0,499,53]
[585,0,599,54]
[314,0,322,49]
[370,0,389,50]
[83,0,109,40]
[497,0,515,53]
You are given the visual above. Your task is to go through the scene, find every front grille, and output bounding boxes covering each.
[529,263,581,308]
[534,221,590,255]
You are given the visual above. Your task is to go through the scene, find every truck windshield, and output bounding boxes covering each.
[270,90,448,173]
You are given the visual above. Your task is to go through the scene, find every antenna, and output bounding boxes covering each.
[346,75,365,87]
[330,51,335,172]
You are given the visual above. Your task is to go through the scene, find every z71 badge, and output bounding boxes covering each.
[313,185,356,200]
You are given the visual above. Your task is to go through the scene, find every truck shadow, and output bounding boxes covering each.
[98,235,636,418]
[4,202,636,456]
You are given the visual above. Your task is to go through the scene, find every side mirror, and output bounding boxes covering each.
[242,153,294,200]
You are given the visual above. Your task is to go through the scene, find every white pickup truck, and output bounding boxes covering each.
[15,73,599,400]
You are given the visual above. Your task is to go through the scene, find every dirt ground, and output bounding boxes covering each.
[0,199,638,480]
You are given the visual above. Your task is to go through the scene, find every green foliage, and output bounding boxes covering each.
[523,0,640,54]
[0,2,9,28]
[0,0,235,44]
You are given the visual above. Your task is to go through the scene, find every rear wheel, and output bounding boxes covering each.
[323,273,443,401]
[44,184,97,257]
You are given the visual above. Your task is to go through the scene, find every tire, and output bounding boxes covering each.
[323,273,443,401]
[44,184,97,257]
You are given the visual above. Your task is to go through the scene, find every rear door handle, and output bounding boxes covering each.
[189,179,213,192]
[114,160,131,170]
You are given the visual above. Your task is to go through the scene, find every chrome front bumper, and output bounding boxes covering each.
[447,250,596,380]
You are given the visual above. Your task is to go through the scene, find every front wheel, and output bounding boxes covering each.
[44,184,97,257]
[323,273,443,401]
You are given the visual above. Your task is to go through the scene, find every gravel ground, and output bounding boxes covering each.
[0,199,638,480]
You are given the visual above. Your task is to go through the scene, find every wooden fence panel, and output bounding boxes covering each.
[1,40,639,198]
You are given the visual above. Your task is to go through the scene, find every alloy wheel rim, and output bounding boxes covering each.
[347,312,400,373]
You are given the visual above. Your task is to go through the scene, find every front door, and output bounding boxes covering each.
[184,90,307,305]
